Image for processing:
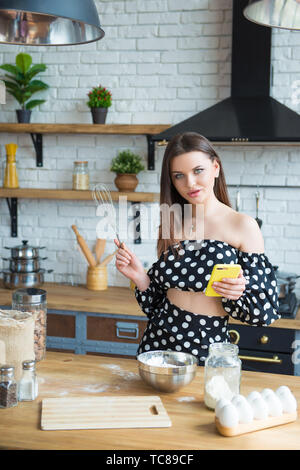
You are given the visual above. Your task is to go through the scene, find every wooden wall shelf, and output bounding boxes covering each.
[0,123,170,135]
[0,188,160,240]
[0,188,160,203]
[0,123,170,169]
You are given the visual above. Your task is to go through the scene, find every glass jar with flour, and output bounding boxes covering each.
[204,342,241,410]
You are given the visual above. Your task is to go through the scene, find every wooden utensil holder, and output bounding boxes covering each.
[86,265,107,291]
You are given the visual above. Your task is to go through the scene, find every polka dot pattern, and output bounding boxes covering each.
[135,239,281,359]
[137,297,230,364]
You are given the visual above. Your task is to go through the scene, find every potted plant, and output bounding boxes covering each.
[110,149,145,192]
[0,52,49,123]
[87,85,112,124]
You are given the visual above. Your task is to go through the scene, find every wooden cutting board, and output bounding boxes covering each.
[41,396,172,430]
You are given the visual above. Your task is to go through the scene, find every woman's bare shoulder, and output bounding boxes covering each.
[233,211,264,253]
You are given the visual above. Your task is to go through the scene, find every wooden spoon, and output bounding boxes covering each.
[95,238,106,265]
[99,249,118,267]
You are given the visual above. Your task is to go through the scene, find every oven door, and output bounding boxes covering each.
[239,348,293,375]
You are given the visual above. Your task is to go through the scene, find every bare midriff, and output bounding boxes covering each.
[167,288,226,317]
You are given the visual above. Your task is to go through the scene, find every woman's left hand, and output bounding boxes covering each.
[212,269,247,300]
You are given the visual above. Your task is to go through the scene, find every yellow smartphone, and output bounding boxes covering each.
[205,264,241,297]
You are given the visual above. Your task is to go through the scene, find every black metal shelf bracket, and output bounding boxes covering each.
[6,197,18,237]
[30,133,43,167]
[131,201,141,244]
[146,135,155,170]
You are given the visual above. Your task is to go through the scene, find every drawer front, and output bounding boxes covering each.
[47,313,76,338]
[228,324,296,354]
[239,348,294,375]
[86,315,147,344]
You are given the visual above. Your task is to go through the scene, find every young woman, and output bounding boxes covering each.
[114,132,280,363]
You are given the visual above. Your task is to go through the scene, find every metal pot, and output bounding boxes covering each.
[2,257,48,273]
[2,269,53,289]
[4,240,45,259]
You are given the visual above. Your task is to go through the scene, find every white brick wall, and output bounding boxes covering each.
[0,0,299,298]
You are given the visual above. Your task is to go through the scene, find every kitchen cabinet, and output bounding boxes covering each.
[0,283,299,375]
[0,351,299,450]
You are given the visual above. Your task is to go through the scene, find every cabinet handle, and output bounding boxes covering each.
[228,329,240,345]
[239,354,282,364]
[260,335,269,344]
[116,321,139,340]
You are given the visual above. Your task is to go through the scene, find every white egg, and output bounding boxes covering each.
[276,385,291,398]
[231,394,253,424]
[251,396,269,420]
[261,388,276,400]
[247,390,261,403]
[279,393,297,413]
[266,393,283,417]
[215,398,231,418]
[218,403,239,428]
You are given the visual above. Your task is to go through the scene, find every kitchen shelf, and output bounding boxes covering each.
[0,123,170,169]
[0,188,160,241]
[0,188,160,202]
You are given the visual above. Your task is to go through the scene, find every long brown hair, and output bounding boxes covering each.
[157,132,231,258]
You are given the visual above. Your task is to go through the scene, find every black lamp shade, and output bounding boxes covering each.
[0,0,105,45]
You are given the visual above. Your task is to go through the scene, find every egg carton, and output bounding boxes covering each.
[215,386,298,437]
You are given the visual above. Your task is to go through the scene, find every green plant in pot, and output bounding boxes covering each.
[0,52,49,123]
[87,85,112,124]
[110,149,145,192]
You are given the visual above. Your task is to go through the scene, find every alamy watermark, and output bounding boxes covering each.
[95,195,204,249]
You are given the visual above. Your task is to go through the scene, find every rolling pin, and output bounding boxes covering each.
[71,225,97,267]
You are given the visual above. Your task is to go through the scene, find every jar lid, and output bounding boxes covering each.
[12,288,47,304]
[0,365,14,375]
[22,359,36,370]
[208,342,239,355]
[74,161,88,164]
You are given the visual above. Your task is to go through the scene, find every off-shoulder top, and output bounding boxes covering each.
[135,239,281,327]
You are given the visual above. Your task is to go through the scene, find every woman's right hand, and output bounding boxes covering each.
[114,239,146,284]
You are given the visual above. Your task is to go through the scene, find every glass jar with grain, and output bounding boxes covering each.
[73,161,89,190]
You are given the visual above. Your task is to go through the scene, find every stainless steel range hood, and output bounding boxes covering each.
[152,0,300,144]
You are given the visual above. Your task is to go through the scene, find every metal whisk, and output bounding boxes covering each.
[92,183,122,245]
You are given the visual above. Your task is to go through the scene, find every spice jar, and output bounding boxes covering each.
[18,360,38,401]
[72,161,89,190]
[0,365,18,408]
[204,342,241,410]
[12,288,47,362]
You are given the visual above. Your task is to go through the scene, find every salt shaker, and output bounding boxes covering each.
[204,342,241,410]
[0,365,18,408]
[18,360,38,402]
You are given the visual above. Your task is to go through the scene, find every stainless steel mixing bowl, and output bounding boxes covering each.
[137,350,198,393]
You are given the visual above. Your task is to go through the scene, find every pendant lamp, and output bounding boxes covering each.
[0,0,105,45]
[244,0,300,30]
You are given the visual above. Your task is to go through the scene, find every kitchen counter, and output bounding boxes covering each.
[0,351,299,450]
[0,283,298,330]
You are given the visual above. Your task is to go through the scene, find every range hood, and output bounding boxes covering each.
[152,0,300,144]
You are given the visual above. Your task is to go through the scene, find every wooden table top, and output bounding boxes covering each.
[0,283,299,329]
[0,351,299,450]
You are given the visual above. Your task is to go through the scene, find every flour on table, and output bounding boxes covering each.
[177,396,196,402]
[101,364,139,381]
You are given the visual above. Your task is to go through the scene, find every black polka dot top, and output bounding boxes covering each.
[135,239,281,327]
